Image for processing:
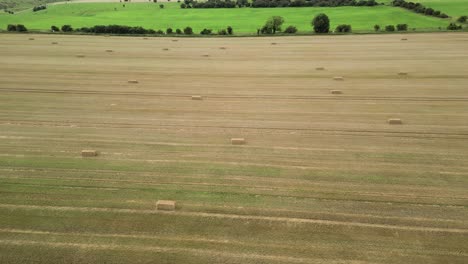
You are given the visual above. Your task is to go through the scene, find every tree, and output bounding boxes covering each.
[176,28,182,34]
[263,16,284,34]
[424,7,434,16]
[457,16,467,23]
[374,24,380,31]
[227,26,233,35]
[183,26,193,34]
[166,28,173,34]
[284,25,297,33]
[181,3,186,8]
[61,25,73,32]
[159,4,164,8]
[51,25,60,32]
[312,13,330,33]
[385,25,395,32]
[218,29,228,35]
[7,24,16,31]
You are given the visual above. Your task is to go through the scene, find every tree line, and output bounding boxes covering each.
[181,0,378,8]
[392,0,449,18]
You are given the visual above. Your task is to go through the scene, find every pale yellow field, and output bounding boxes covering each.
[0,33,467,263]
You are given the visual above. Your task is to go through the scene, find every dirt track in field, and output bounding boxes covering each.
[0,33,468,263]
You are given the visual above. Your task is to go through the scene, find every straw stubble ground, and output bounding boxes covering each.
[0,33,467,263]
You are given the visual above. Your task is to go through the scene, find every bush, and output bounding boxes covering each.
[374,24,380,31]
[218,29,228,35]
[156,29,165,34]
[7,24,16,31]
[447,23,462,30]
[33,5,46,12]
[51,25,60,32]
[200,28,212,35]
[457,16,467,23]
[284,25,297,34]
[181,3,187,8]
[396,24,407,31]
[439,13,449,18]
[312,13,330,33]
[176,28,182,34]
[166,28,173,34]
[227,26,233,35]
[159,4,164,8]
[61,25,73,32]
[16,24,27,32]
[183,26,193,34]
[335,24,352,33]
[385,25,395,32]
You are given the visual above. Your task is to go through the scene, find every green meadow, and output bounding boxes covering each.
[0,2,452,33]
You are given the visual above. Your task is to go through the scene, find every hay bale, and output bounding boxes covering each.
[271,42,277,45]
[105,49,113,53]
[401,38,408,41]
[143,37,149,40]
[231,138,246,145]
[388,118,403,125]
[128,80,139,84]
[163,48,169,51]
[81,150,98,157]
[201,54,210,57]
[219,47,227,50]
[398,72,408,76]
[28,38,35,40]
[333,76,344,81]
[331,90,343,94]
[316,67,325,71]
[156,200,176,211]
[76,54,85,58]
[191,95,203,100]
[51,42,58,45]
[172,39,178,42]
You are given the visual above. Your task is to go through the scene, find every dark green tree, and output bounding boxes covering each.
[312,13,330,33]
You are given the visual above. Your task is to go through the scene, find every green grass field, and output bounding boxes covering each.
[0,2,453,33]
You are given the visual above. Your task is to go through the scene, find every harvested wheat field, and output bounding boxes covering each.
[0,33,468,264]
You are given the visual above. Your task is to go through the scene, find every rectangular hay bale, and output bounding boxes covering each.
[333,76,344,81]
[156,200,176,211]
[191,95,203,100]
[128,80,139,84]
[398,72,408,76]
[231,138,246,145]
[388,118,403,125]
[81,150,98,157]
[316,67,325,71]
